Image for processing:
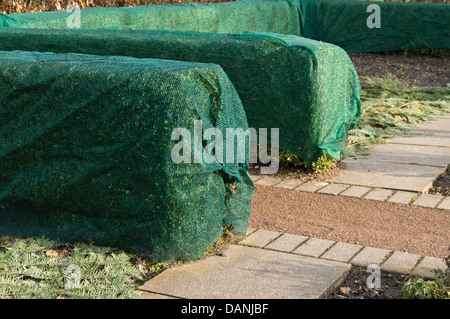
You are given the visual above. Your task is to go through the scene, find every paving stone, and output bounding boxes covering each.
[357,143,450,167]
[140,291,177,299]
[389,131,450,148]
[294,181,328,193]
[380,251,421,274]
[387,191,417,205]
[329,160,443,192]
[411,256,448,279]
[339,185,372,198]
[246,227,256,236]
[249,175,261,182]
[274,179,302,190]
[254,176,281,187]
[412,116,450,133]
[320,242,363,263]
[292,238,335,258]
[140,245,351,299]
[363,188,394,201]
[239,229,281,248]
[412,194,443,208]
[437,197,450,210]
[349,247,392,268]
[265,234,309,253]
[316,183,350,195]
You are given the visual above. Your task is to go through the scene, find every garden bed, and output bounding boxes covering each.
[326,266,407,299]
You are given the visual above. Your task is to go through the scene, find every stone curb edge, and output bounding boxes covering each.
[241,228,449,280]
[251,175,450,211]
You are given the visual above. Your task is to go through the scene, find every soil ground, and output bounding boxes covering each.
[429,167,450,196]
[326,266,407,299]
[348,51,450,88]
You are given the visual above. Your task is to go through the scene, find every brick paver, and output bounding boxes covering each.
[363,188,394,201]
[294,181,328,193]
[265,233,308,253]
[380,251,421,274]
[254,177,282,187]
[412,194,443,208]
[339,185,372,198]
[316,183,350,195]
[319,242,362,263]
[239,229,281,248]
[348,247,392,268]
[411,256,448,279]
[388,191,418,205]
[437,197,450,210]
[292,238,335,258]
[274,179,302,190]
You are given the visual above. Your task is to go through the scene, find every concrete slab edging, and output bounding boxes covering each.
[138,228,448,299]
[252,176,450,211]
[242,228,448,279]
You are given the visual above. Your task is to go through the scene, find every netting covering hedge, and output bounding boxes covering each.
[0,28,361,162]
[1,0,303,35]
[297,0,450,52]
[1,0,449,52]
[0,50,254,262]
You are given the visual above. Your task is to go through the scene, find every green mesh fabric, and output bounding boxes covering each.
[0,50,254,262]
[2,0,449,52]
[2,0,303,35]
[296,0,450,52]
[0,28,361,162]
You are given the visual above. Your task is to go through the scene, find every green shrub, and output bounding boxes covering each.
[278,150,338,173]
[402,273,450,299]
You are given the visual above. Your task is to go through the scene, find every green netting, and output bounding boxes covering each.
[1,0,449,52]
[2,0,302,35]
[296,0,450,52]
[0,50,254,262]
[0,28,361,162]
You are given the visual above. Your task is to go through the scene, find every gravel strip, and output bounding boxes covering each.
[249,185,450,259]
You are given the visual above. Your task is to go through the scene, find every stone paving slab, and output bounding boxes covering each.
[292,238,335,258]
[437,197,450,210]
[363,188,394,201]
[411,117,450,133]
[320,242,363,263]
[411,256,448,279]
[294,181,328,193]
[348,247,392,268]
[339,185,372,198]
[387,191,417,205]
[140,291,177,299]
[411,194,443,208]
[239,229,281,248]
[389,131,450,148]
[329,160,443,192]
[316,183,349,195]
[254,177,281,187]
[265,233,308,253]
[380,251,421,274]
[274,179,302,190]
[139,245,351,299]
[354,143,450,167]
